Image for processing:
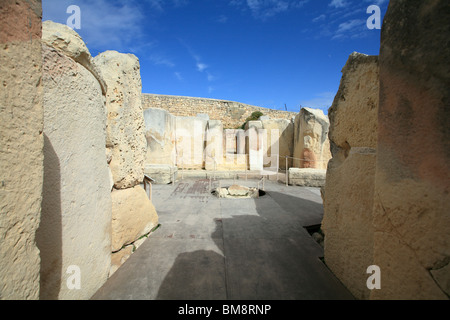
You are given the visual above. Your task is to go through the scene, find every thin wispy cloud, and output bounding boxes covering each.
[144,0,189,12]
[43,0,146,52]
[206,71,216,82]
[312,14,326,23]
[309,0,386,41]
[332,19,366,39]
[363,0,387,5]
[217,15,228,23]
[230,0,309,21]
[178,39,215,83]
[148,54,176,68]
[196,63,208,72]
[174,72,183,81]
[329,0,349,9]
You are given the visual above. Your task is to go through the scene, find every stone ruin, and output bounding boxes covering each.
[0,0,448,300]
[143,105,332,186]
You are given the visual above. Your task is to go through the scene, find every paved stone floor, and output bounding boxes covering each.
[92,178,354,300]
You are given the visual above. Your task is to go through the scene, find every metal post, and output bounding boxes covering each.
[276,154,279,183]
[181,157,184,180]
[149,182,152,201]
[286,156,288,187]
[245,156,248,181]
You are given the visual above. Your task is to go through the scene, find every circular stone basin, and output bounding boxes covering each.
[212,184,263,199]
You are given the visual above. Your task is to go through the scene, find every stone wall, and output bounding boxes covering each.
[0,0,43,300]
[142,94,297,129]
[372,0,449,300]
[322,52,379,300]
[322,0,450,300]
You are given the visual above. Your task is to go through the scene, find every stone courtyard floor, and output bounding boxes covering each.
[92,178,354,300]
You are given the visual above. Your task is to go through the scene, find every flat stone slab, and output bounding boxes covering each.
[214,184,259,199]
[92,179,354,300]
[144,164,178,184]
[289,168,327,187]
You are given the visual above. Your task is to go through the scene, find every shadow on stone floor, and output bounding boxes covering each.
[155,191,354,300]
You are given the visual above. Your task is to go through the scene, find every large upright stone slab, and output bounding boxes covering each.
[175,116,208,169]
[322,52,379,300]
[144,108,176,166]
[372,0,450,300]
[262,119,294,170]
[293,108,331,170]
[205,120,224,170]
[0,0,43,300]
[245,121,265,171]
[38,22,112,300]
[93,51,147,189]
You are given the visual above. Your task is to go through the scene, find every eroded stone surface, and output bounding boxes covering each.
[111,186,159,252]
[38,21,112,300]
[0,0,43,300]
[214,185,259,199]
[321,52,379,300]
[93,51,147,189]
[144,108,176,167]
[371,0,450,300]
[293,108,331,170]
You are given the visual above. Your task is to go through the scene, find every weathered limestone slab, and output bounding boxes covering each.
[38,21,112,300]
[262,119,294,170]
[144,108,176,166]
[175,116,208,169]
[289,168,326,187]
[245,121,265,171]
[372,0,450,300]
[214,185,259,199]
[224,129,238,155]
[0,0,43,300]
[321,52,379,300]
[205,120,224,170]
[111,186,159,253]
[41,20,106,95]
[236,129,246,155]
[93,51,147,189]
[144,164,178,185]
[293,108,331,170]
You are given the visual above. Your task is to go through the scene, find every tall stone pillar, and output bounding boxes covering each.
[372,0,450,300]
[0,0,43,300]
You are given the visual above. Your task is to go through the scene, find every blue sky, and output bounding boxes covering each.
[42,0,389,114]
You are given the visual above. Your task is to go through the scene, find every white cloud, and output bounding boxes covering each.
[196,63,208,72]
[148,54,175,68]
[230,0,309,21]
[363,0,387,5]
[332,19,365,39]
[43,0,148,52]
[174,72,183,81]
[312,14,326,23]
[217,15,228,23]
[145,0,189,12]
[206,71,216,82]
[329,0,349,8]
